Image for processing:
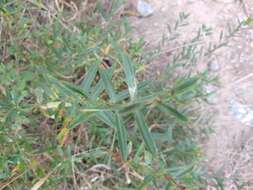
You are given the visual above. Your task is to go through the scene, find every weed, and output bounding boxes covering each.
[0,0,246,189]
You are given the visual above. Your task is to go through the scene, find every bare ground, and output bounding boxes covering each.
[130,0,253,189]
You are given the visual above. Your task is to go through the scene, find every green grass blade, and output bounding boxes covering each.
[96,111,128,160]
[137,175,155,190]
[99,68,117,102]
[110,39,137,100]
[168,164,194,178]
[135,111,157,154]
[96,111,116,127]
[80,64,98,93]
[119,102,143,115]
[63,81,88,98]
[158,103,188,122]
[45,74,88,98]
[119,50,137,101]
[91,67,114,100]
[70,113,93,129]
[173,77,199,95]
[115,112,128,160]
[91,80,104,100]
[116,80,149,102]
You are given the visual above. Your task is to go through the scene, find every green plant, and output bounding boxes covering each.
[1,0,248,189]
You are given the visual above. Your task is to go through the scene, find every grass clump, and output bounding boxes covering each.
[0,0,241,189]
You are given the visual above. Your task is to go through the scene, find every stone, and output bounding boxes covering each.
[204,85,218,104]
[229,99,253,128]
[137,0,154,17]
[208,60,220,72]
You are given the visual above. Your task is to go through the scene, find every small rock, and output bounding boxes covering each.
[237,45,243,50]
[137,0,154,17]
[204,85,218,104]
[204,85,217,94]
[207,96,219,105]
[208,60,220,72]
[239,54,251,64]
[229,99,253,127]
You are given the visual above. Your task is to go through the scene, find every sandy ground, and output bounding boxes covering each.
[130,0,253,189]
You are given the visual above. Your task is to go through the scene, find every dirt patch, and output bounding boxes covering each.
[130,0,253,188]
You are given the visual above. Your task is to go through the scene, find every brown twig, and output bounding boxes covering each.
[0,173,25,190]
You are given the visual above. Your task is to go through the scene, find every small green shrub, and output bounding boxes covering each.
[0,1,246,189]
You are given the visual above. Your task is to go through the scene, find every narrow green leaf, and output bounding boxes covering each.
[168,164,194,178]
[96,111,116,127]
[99,68,117,102]
[70,113,93,129]
[63,81,88,98]
[137,175,155,190]
[158,103,188,122]
[80,64,98,93]
[45,74,88,98]
[110,40,137,100]
[96,111,128,160]
[119,50,137,100]
[91,80,104,100]
[242,17,253,26]
[91,67,114,100]
[119,102,143,115]
[115,113,128,160]
[135,111,157,154]
[173,77,199,95]
[175,164,194,178]
[26,0,48,10]
[116,80,149,102]
[0,7,7,14]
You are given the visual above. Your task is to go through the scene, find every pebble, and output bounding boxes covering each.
[237,45,243,50]
[204,84,217,94]
[204,85,218,104]
[229,99,253,128]
[239,54,251,64]
[207,96,219,105]
[137,0,154,17]
[208,60,220,72]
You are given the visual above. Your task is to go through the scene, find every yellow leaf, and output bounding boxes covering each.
[30,163,61,190]
[57,127,70,147]
[102,45,111,56]
[11,165,20,174]
[28,159,39,171]
[30,171,52,190]
[122,10,138,17]
[63,117,71,128]
[0,85,6,96]
[40,102,71,110]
